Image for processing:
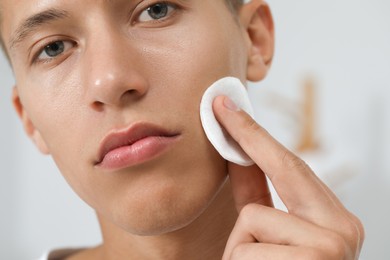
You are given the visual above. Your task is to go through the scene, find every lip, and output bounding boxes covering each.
[95,122,181,171]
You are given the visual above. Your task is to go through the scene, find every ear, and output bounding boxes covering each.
[239,0,275,82]
[12,87,50,154]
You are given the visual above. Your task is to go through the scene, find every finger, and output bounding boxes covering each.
[227,244,323,260]
[223,204,346,260]
[213,96,344,222]
[307,170,365,243]
[227,162,273,212]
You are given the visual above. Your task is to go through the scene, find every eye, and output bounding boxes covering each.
[138,3,177,22]
[37,40,74,61]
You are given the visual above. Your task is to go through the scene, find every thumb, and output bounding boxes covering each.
[228,162,273,212]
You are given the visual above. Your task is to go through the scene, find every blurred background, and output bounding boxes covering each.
[1,0,389,259]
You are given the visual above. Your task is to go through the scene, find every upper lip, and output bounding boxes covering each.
[95,122,180,165]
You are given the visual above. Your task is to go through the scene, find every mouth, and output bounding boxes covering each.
[95,122,181,171]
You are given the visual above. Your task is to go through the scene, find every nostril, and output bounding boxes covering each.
[120,89,142,102]
[90,89,140,111]
[91,100,105,112]
[124,89,137,95]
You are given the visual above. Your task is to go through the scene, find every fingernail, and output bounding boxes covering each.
[223,96,240,111]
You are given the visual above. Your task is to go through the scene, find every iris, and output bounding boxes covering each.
[147,4,169,20]
[44,41,65,57]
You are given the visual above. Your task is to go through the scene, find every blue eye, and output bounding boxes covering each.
[138,3,176,22]
[43,41,64,57]
[37,40,73,61]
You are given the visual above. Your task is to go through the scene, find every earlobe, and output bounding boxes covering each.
[240,0,275,82]
[12,87,50,155]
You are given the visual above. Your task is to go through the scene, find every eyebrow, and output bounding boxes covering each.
[9,8,69,50]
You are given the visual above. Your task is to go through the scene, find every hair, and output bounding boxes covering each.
[226,0,244,13]
[0,5,8,62]
[0,39,9,63]
[0,0,244,63]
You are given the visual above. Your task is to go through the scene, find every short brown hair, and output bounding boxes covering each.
[226,0,244,12]
[0,5,8,61]
[0,38,9,62]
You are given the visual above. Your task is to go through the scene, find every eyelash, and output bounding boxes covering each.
[31,1,181,64]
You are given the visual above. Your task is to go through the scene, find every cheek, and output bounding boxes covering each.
[135,14,247,96]
[19,72,92,187]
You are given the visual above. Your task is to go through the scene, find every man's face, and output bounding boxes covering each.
[2,0,249,234]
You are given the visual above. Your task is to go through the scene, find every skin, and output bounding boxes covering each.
[1,0,363,259]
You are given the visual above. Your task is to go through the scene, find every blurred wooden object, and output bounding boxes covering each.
[297,77,319,152]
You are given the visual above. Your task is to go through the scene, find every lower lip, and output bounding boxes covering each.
[97,135,180,171]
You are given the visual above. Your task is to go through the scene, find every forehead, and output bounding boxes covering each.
[1,0,56,48]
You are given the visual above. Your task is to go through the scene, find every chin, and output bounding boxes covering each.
[111,173,228,237]
[91,134,228,236]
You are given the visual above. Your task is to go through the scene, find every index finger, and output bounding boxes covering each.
[213,96,344,220]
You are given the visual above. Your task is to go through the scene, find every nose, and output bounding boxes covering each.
[83,28,149,111]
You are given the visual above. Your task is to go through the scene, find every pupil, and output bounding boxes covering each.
[45,41,64,57]
[148,4,168,19]
[152,5,162,14]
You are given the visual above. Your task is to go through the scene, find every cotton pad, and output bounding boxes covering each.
[200,77,254,166]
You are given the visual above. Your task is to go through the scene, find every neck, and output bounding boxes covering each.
[95,181,237,260]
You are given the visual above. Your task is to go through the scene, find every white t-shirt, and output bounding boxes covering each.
[36,248,85,260]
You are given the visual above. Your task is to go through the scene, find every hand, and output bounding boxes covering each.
[213,96,364,260]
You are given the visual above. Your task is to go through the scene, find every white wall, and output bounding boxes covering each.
[1,0,389,259]
[0,49,19,257]
[256,1,390,259]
